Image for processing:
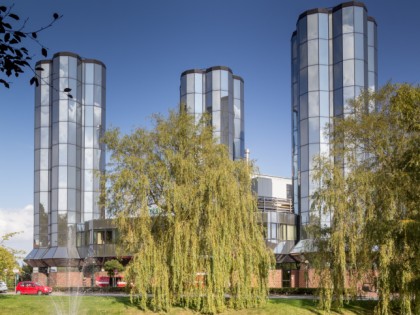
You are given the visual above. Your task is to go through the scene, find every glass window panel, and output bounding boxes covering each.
[186,94,194,113]
[319,65,328,91]
[299,68,308,95]
[308,92,319,118]
[309,144,320,171]
[68,210,76,223]
[298,16,307,43]
[234,79,241,99]
[94,107,102,127]
[67,188,76,211]
[355,33,364,60]
[319,39,328,65]
[333,36,343,64]
[85,149,93,169]
[94,85,102,106]
[68,57,77,79]
[40,127,50,148]
[343,86,355,112]
[34,171,40,192]
[59,56,68,77]
[52,145,59,168]
[205,73,212,91]
[319,13,328,39]
[343,60,354,86]
[41,85,50,105]
[68,99,76,122]
[94,64,102,85]
[212,90,221,111]
[59,78,69,99]
[308,117,320,144]
[58,166,67,188]
[186,74,194,93]
[192,73,202,94]
[84,106,93,126]
[84,192,93,212]
[307,14,318,40]
[333,88,343,116]
[221,71,228,91]
[194,94,202,114]
[354,6,364,33]
[40,170,49,191]
[180,75,187,96]
[85,127,93,147]
[299,94,308,120]
[84,63,94,84]
[301,171,309,197]
[368,46,374,71]
[355,60,364,86]
[343,34,354,60]
[320,117,330,143]
[59,122,68,143]
[84,170,93,189]
[68,144,76,166]
[299,42,307,69]
[342,7,354,33]
[84,84,93,105]
[368,21,374,46]
[212,70,220,90]
[58,188,67,211]
[307,40,318,66]
[59,100,68,121]
[300,119,308,146]
[40,149,49,169]
[320,92,329,118]
[59,144,67,165]
[368,72,375,91]
[332,10,342,37]
[333,62,343,89]
[308,65,319,92]
[67,167,77,189]
[301,145,308,172]
[212,111,221,132]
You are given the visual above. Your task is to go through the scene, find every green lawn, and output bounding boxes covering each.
[0,295,377,314]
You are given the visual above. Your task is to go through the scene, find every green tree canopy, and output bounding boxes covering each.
[101,111,273,313]
[0,232,21,282]
[310,84,420,315]
[104,259,124,277]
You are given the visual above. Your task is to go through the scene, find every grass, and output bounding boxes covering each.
[0,295,377,315]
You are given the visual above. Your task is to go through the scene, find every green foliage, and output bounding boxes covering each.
[0,232,21,281]
[310,84,420,314]
[101,111,273,313]
[104,259,124,277]
[0,4,62,88]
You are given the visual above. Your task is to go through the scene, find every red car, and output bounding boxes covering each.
[15,281,52,295]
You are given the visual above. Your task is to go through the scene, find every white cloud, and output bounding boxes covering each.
[0,204,33,256]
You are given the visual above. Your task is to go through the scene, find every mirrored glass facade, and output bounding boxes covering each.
[29,52,106,267]
[180,66,244,160]
[291,3,377,240]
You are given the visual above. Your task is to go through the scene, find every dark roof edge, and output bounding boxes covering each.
[291,30,297,40]
[205,66,233,73]
[181,69,205,76]
[52,51,82,59]
[35,60,52,66]
[83,59,107,69]
[298,8,329,20]
[367,16,377,25]
[232,75,244,83]
[332,1,367,13]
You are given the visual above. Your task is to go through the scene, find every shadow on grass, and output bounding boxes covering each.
[269,299,322,315]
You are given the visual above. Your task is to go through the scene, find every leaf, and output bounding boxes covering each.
[32,32,37,39]
[41,47,47,57]
[53,13,59,19]
[0,6,6,12]
[67,94,73,99]
[9,13,19,20]
[35,67,44,71]
[63,87,72,92]
[29,77,39,86]
[5,33,10,42]
[0,79,10,88]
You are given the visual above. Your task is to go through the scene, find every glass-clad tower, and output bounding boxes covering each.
[180,66,244,160]
[27,52,106,267]
[291,2,377,241]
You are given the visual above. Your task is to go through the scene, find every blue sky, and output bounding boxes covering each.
[0,0,419,254]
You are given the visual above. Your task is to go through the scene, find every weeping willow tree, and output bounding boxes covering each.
[101,111,273,313]
[309,84,420,314]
